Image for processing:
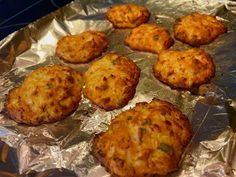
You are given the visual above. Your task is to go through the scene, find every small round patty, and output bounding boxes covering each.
[93,98,191,177]
[106,4,150,28]
[5,64,83,125]
[125,23,174,54]
[84,53,140,111]
[56,31,108,64]
[174,12,227,46]
[153,48,215,90]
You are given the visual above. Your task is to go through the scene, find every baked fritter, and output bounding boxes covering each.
[56,31,108,63]
[174,12,227,46]
[84,53,140,111]
[153,48,215,90]
[106,4,150,28]
[5,64,82,125]
[125,23,174,54]
[93,98,192,177]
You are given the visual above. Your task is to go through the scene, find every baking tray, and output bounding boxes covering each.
[0,0,236,176]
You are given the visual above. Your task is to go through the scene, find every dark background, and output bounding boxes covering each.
[0,0,73,40]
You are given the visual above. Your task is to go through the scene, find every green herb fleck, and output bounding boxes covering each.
[46,83,54,89]
[142,119,152,125]
[153,35,159,40]
[139,127,146,143]
[159,143,173,154]
[127,116,132,120]
[128,7,132,13]
[112,60,117,65]
[140,127,146,134]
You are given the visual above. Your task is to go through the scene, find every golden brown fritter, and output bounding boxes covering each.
[84,53,140,111]
[125,23,174,54]
[5,64,83,125]
[106,4,150,28]
[56,31,108,64]
[93,98,192,177]
[153,48,215,90]
[174,12,227,46]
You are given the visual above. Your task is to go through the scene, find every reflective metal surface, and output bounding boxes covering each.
[0,0,236,176]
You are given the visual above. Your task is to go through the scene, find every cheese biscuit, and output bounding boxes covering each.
[93,99,191,177]
[106,4,150,28]
[153,48,215,90]
[5,64,83,125]
[56,31,108,63]
[84,53,140,110]
[174,12,227,46]
[125,24,174,54]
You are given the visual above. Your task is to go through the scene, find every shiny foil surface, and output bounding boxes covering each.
[0,0,236,176]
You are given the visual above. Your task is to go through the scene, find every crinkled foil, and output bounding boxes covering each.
[0,0,236,176]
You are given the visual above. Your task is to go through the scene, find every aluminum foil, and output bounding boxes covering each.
[0,0,236,176]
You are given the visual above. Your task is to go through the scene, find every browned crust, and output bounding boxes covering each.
[4,94,79,126]
[86,81,139,111]
[153,48,215,90]
[173,12,227,46]
[125,23,174,54]
[106,4,150,29]
[92,98,192,177]
[56,31,108,64]
[4,64,83,126]
[84,53,140,111]
[124,37,174,54]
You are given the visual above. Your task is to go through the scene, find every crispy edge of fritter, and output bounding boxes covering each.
[86,82,139,111]
[124,24,174,54]
[4,87,23,124]
[4,65,83,125]
[106,4,150,29]
[92,98,192,177]
[84,53,140,111]
[56,31,108,64]
[152,49,215,90]
[4,90,81,126]
[173,12,227,46]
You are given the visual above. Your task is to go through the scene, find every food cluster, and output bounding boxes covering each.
[4,3,227,177]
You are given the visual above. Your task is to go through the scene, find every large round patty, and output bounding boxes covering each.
[5,64,83,125]
[84,53,140,111]
[125,23,174,54]
[56,31,108,63]
[93,98,192,177]
[174,12,227,46]
[106,4,150,28]
[153,48,215,90]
